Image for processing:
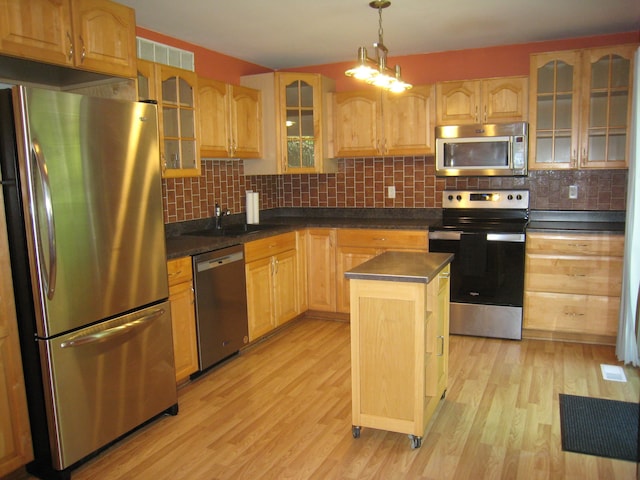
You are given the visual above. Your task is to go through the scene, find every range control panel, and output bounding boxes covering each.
[443,190,530,209]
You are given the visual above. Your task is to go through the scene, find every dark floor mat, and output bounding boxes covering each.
[559,393,639,462]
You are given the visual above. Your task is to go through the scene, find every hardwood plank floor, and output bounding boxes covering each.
[16,318,640,479]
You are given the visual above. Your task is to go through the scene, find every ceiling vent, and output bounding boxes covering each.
[136,37,194,71]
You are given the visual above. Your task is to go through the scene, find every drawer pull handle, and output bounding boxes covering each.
[567,243,589,247]
[564,312,585,317]
[568,273,586,277]
[373,238,387,242]
[440,272,450,279]
[436,335,445,356]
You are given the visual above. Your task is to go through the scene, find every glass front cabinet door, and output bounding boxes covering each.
[529,51,581,170]
[276,73,330,174]
[579,45,635,169]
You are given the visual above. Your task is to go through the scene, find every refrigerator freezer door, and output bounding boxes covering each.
[40,301,177,469]
[12,86,168,337]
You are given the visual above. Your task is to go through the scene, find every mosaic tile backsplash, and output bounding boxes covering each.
[162,156,628,224]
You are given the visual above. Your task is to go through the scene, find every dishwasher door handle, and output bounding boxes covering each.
[196,251,244,272]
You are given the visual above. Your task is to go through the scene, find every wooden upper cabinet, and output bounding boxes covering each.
[333,90,380,157]
[333,85,436,157]
[436,76,528,125]
[529,50,583,170]
[579,45,635,169]
[529,45,635,170]
[229,84,262,158]
[70,0,136,78]
[0,0,136,78]
[384,85,436,155]
[156,64,200,178]
[0,0,73,66]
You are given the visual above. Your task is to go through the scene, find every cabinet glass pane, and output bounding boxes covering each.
[180,109,195,137]
[285,81,299,107]
[556,62,573,92]
[588,133,606,161]
[589,91,608,128]
[300,110,314,137]
[536,135,553,163]
[537,63,555,94]
[611,56,630,88]
[287,139,315,168]
[164,140,180,169]
[181,140,197,169]
[555,94,572,130]
[163,107,179,137]
[591,57,610,89]
[287,139,300,168]
[178,78,194,107]
[300,82,313,107]
[610,91,628,126]
[162,77,177,104]
[554,134,572,163]
[608,131,626,161]
[537,96,554,129]
[286,109,300,136]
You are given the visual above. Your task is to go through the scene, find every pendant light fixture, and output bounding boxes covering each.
[345,1,412,93]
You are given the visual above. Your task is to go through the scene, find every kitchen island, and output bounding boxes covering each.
[345,251,453,448]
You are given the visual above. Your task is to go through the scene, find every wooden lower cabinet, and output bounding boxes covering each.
[524,232,624,344]
[0,183,33,477]
[167,257,199,383]
[350,264,450,446]
[306,228,337,312]
[245,232,299,341]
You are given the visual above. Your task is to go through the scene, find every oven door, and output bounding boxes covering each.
[429,230,525,339]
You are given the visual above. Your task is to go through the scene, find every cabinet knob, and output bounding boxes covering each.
[66,32,74,60]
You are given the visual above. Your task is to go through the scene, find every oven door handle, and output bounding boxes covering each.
[428,231,525,243]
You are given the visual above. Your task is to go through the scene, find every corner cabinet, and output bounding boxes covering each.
[198,77,262,159]
[348,254,451,449]
[529,44,636,170]
[333,85,436,157]
[436,76,528,125]
[167,257,199,383]
[245,232,299,341]
[0,0,136,78]
[240,72,337,174]
[137,60,200,178]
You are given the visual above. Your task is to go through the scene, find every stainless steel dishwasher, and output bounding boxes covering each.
[192,244,249,373]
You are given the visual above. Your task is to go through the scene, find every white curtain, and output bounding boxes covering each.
[616,46,640,366]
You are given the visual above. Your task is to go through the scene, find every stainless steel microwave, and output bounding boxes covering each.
[435,122,528,176]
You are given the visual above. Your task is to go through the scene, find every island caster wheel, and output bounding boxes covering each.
[352,426,361,439]
[409,435,422,449]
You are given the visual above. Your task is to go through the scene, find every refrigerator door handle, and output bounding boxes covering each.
[30,140,57,299]
[59,308,165,349]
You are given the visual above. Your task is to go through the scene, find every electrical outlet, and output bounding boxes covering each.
[569,185,578,199]
[387,186,396,199]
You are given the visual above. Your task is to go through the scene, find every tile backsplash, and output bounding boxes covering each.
[162,156,627,224]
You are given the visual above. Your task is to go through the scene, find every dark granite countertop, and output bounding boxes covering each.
[527,210,625,234]
[165,208,443,259]
[344,251,454,284]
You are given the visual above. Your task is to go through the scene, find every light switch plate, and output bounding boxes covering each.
[569,185,578,199]
[387,186,396,199]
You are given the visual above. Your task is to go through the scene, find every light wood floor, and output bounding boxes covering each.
[17,317,640,480]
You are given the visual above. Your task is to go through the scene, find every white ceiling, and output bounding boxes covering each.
[119,0,640,70]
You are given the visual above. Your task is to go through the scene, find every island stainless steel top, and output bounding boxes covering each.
[344,251,453,284]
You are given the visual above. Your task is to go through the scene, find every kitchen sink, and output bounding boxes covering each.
[185,224,278,237]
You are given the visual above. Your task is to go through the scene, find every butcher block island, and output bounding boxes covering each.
[345,251,453,449]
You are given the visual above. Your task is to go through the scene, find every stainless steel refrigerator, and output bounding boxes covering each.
[0,86,178,479]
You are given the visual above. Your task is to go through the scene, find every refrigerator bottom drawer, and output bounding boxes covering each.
[41,301,178,469]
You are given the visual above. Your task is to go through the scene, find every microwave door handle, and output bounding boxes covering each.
[30,140,57,300]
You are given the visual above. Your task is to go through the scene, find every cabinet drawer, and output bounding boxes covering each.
[167,257,192,286]
[524,291,619,336]
[245,232,296,263]
[336,228,427,250]
[525,254,623,296]
[526,233,624,256]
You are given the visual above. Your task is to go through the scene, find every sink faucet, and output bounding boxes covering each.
[214,203,230,230]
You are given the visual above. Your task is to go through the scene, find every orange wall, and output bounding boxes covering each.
[137,27,638,88]
[136,27,270,83]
